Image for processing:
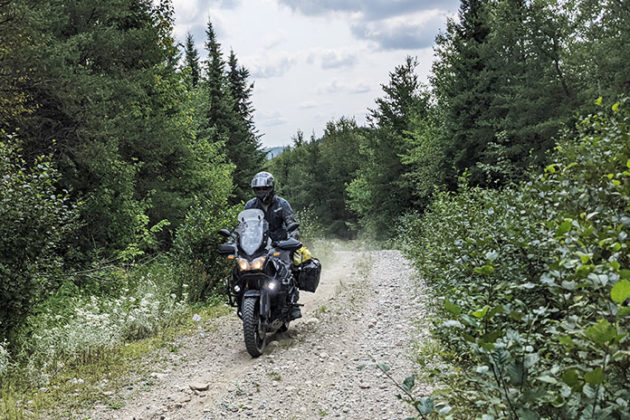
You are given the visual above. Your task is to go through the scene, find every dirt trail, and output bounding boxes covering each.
[90,245,430,420]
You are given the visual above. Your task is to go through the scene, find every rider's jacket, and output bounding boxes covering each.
[244,195,298,242]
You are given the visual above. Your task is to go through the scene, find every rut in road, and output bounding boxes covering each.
[90,246,431,420]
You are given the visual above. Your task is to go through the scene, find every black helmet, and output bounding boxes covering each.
[251,171,274,205]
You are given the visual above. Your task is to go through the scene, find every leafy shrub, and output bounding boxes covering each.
[0,133,78,339]
[173,197,240,301]
[401,100,630,418]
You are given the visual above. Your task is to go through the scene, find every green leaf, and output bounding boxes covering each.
[474,264,495,276]
[472,305,490,318]
[584,367,604,385]
[585,319,618,345]
[487,305,504,320]
[506,361,524,386]
[556,219,572,236]
[516,408,539,420]
[401,375,415,393]
[558,335,576,349]
[583,383,597,399]
[444,299,462,315]
[612,102,620,112]
[416,397,434,415]
[611,279,630,304]
[620,269,630,279]
[595,96,603,106]
[481,330,503,343]
[536,375,558,384]
[524,353,539,369]
[485,250,499,261]
[561,369,580,387]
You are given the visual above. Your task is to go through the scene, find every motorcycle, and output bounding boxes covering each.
[218,209,321,357]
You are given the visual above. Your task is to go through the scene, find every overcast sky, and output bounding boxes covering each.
[171,0,460,148]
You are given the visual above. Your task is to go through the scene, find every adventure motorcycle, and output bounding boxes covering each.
[218,209,321,357]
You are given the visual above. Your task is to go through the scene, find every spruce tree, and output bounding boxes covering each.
[228,50,255,127]
[432,0,494,187]
[184,32,201,88]
[348,57,430,238]
[203,18,263,202]
[2,0,233,256]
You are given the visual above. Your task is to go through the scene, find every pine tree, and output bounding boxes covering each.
[348,57,430,238]
[183,32,201,88]
[3,0,233,256]
[434,0,578,187]
[203,18,263,202]
[568,0,630,104]
[228,50,255,127]
[432,0,494,187]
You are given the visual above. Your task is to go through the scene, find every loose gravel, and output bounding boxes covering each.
[88,247,431,420]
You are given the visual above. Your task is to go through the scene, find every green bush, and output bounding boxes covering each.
[0,133,78,340]
[9,257,187,384]
[401,100,630,418]
[173,197,240,302]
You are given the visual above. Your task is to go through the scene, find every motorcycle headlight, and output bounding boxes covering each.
[251,256,266,271]
[237,257,266,271]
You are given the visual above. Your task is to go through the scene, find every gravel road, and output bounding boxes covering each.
[90,246,431,420]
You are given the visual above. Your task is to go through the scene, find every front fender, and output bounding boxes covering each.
[243,290,270,318]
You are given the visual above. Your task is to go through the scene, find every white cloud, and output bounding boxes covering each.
[262,30,289,49]
[172,0,203,25]
[247,54,297,78]
[318,80,371,95]
[276,0,459,20]
[258,111,288,127]
[320,50,358,69]
[351,10,448,50]
[298,101,323,109]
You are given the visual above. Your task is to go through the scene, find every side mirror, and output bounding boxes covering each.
[219,243,237,255]
[286,222,299,233]
[218,229,231,238]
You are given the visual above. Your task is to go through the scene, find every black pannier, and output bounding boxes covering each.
[296,258,321,292]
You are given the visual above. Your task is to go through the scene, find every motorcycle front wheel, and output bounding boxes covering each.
[242,297,266,357]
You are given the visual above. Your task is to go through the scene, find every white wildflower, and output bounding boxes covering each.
[0,340,10,376]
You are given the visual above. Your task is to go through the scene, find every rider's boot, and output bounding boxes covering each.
[291,306,302,319]
[289,287,301,319]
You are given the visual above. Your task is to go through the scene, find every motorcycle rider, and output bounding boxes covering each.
[244,171,302,320]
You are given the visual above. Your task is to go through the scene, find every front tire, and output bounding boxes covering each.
[242,298,266,357]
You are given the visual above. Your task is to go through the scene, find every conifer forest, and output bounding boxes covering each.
[1,0,629,418]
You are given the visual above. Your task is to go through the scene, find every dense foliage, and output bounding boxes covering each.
[0,0,264,340]
[400,102,630,418]
[0,134,77,339]
[269,0,630,241]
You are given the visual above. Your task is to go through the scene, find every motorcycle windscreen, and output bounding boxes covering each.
[237,209,265,256]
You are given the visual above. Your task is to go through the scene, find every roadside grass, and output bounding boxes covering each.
[0,303,230,420]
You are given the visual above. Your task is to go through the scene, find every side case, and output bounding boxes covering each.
[297,258,321,292]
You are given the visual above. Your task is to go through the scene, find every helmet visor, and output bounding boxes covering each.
[254,187,272,201]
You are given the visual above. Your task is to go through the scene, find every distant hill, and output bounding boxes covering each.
[264,146,286,160]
